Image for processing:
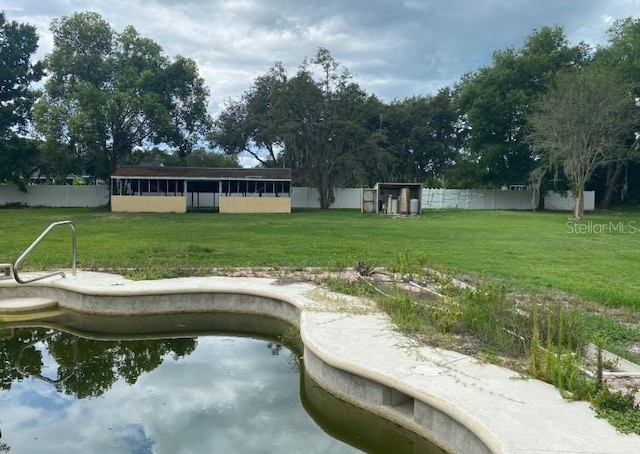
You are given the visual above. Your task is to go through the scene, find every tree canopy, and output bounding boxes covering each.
[382,90,462,186]
[34,12,212,179]
[0,328,196,398]
[213,62,289,168]
[0,12,44,188]
[454,26,589,188]
[130,146,240,168]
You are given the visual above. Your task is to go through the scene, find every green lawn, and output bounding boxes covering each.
[2,207,639,309]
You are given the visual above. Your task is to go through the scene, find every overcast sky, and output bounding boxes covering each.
[3,0,640,118]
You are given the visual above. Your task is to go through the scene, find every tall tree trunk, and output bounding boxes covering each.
[317,173,334,209]
[529,167,546,211]
[599,160,625,210]
[573,189,584,220]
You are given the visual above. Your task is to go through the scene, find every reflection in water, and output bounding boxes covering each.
[0,329,359,453]
[0,313,446,453]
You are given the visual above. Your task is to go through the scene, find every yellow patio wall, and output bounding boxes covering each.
[219,196,291,213]
[111,196,187,213]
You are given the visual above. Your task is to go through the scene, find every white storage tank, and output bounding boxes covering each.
[399,187,410,214]
[362,188,376,213]
[410,198,420,215]
[390,198,398,214]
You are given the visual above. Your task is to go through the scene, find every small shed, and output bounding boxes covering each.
[362,183,423,215]
[111,166,292,213]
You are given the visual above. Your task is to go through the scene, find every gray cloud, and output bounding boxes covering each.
[4,0,640,114]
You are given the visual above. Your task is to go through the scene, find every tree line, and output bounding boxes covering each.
[2,11,640,217]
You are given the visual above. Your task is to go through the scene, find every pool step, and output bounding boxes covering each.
[0,297,58,314]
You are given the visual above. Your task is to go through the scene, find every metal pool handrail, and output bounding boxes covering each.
[14,220,77,284]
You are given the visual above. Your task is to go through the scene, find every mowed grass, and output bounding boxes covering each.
[1,207,639,309]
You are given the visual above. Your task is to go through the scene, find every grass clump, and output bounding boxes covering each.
[388,251,430,277]
[457,282,526,357]
[527,303,593,401]
[592,388,640,434]
[378,293,429,334]
[322,276,377,298]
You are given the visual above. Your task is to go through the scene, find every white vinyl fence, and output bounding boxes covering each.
[291,187,363,209]
[292,187,595,212]
[0,184,110,207]
[0,184,594,212]
[421,188,595,211]
[543,191,595,211]
[421,188,533,210]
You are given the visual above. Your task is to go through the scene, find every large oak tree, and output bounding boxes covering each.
[213,48,369,209]
[34,12,212,178]
[284,49,369,208]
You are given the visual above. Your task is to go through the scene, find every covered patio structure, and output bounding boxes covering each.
[110,166,292,213]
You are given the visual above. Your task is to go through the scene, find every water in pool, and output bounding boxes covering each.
[0,317,446,454]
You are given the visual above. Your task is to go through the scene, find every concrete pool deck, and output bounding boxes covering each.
[0,271,639,453]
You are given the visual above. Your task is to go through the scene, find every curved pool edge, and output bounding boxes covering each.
[1,271,639,454]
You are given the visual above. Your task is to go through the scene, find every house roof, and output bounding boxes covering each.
[111,166,292,181]
[374,182,423,189]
